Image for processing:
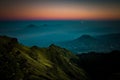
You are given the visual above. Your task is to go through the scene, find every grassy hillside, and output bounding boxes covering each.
[0,36,87,80]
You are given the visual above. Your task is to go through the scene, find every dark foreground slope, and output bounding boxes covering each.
[73,51,120,80]
[0,36,87,80]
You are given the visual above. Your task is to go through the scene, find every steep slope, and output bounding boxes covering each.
[0,36,87,80]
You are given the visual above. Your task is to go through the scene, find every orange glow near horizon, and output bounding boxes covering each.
[0,3,120,20]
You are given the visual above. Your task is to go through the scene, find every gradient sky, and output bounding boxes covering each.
[0,0,120,20]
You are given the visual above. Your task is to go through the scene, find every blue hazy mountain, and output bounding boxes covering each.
[0,20,120,47]
[57,33,120,53]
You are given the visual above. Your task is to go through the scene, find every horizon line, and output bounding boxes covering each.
[0,18,120,21]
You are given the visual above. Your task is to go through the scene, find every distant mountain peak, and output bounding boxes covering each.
[57,33,120,53]
[75,34,95,41]
[27,24,36,28]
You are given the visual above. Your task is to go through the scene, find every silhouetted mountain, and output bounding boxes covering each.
[27,24,37,28]
[75,35,96,41]
[72,50,120,80]
[0,36,87,80]
[57,33,120,53]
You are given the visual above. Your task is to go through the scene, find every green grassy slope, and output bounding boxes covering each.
[0,36,87,80]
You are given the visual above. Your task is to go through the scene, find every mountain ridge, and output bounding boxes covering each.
[57,33,120,53]
[0,35,87,80]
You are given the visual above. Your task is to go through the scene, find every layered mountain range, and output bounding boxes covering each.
[1,35,120,80]
[57,33,120,53]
